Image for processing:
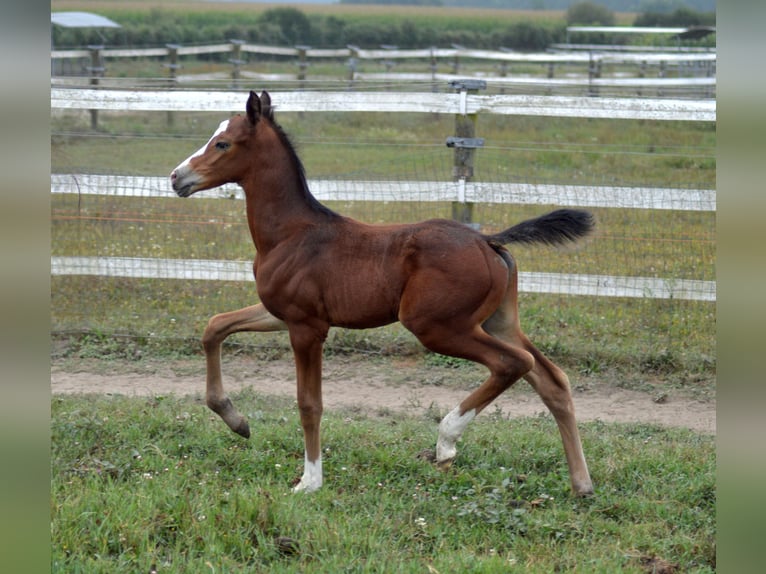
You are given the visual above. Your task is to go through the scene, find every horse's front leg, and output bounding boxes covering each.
[288,324,327,493]
[202,303,287,437]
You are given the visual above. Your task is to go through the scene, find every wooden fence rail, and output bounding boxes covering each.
[51,43,717,68]
[50,88,716,122]
[51,41,716,99]
[51,174,716,213]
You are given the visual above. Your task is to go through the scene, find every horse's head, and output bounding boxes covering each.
[170,91,273,197]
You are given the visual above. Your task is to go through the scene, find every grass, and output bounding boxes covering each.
[51,390,715,573]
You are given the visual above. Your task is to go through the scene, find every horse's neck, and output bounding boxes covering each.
[243,152,321,253]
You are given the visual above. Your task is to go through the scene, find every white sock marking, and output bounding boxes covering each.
[436,407,476,463]
[293,453,323,493]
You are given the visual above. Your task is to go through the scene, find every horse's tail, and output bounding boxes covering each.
[484,208,594,247]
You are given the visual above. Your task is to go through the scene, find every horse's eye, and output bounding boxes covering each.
[215,141,230,151]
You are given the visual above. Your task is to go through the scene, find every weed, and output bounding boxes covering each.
[640,348,681,375]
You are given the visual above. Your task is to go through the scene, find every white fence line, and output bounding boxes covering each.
[51,73,716,93]
[51,174,716,212]
[51,43,716,66]
[52,42,715,99]
[50,88,716,122]
[50,256,715,302]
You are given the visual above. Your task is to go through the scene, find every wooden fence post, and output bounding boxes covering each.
[347,44,359,89]
[451,44,463,75]
[447,79,485,228]
[165,44,180,127]
[588,53,601,97]
[87,45,104,130]
[296,45,310,89]
[230,39,245,88]
[430,47,438,92]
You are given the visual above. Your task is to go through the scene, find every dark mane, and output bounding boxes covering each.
[269,115,340,219]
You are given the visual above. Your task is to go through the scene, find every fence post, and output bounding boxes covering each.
[347,44,359,90]
[451,44,463,74]
[498,47,513,95]
[380,44,397,91]
[229,39,245,88]
[430,47,438,92]
[296,45,310,89]
[588,53,601,97]
[86,45,104,130]
[447,79,485,228]
[165,44,181,127]
[165,43,180,85]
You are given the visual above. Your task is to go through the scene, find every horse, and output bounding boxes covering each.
[170,90,594,496]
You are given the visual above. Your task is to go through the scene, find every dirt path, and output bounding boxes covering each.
[51,355,716,435]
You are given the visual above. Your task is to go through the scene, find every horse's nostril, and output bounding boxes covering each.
[170,170,177,182]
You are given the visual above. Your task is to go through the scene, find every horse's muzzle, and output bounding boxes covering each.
[170,168,197,197]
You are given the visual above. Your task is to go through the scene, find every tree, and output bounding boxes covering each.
[257,8,313,46]
[566,2,617,26]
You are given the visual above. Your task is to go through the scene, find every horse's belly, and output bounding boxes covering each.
[327,298,399,329]
[325,290,398,329]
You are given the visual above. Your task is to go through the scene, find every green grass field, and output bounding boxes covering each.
[51,391,715,573]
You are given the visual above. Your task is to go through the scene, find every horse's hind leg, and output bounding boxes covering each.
[520,338,594,496]
[431,331,534,469]
[202,303,287,437]
[483,298,594,496]
[402,316,535,468]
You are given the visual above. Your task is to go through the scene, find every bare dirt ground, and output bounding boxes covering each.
[51,354,716,435]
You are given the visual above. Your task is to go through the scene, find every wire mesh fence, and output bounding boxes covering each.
[50,88,715,376]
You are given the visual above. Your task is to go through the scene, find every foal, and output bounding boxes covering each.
[170,91,594,496]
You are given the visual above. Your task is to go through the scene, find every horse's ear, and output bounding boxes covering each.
[260,91,273,121]
[246,91,260,126]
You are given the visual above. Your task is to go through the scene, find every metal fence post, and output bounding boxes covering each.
[447,79,485,228]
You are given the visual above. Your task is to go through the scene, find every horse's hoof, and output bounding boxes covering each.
[234,419,251,439]
[436,457,454,471]
[575,485,595,498]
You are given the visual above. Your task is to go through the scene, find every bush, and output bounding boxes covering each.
[634,7,716,27]
[257,7,314,46]
[492,22,563,52]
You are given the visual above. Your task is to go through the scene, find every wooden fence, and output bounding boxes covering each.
[50,87,715,121]
[51,42,716,98]
[50,87,716,302]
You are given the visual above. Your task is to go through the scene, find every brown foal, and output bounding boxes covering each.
[170,91,594,496]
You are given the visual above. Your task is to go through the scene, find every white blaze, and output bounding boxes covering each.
[174,119,229,172]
